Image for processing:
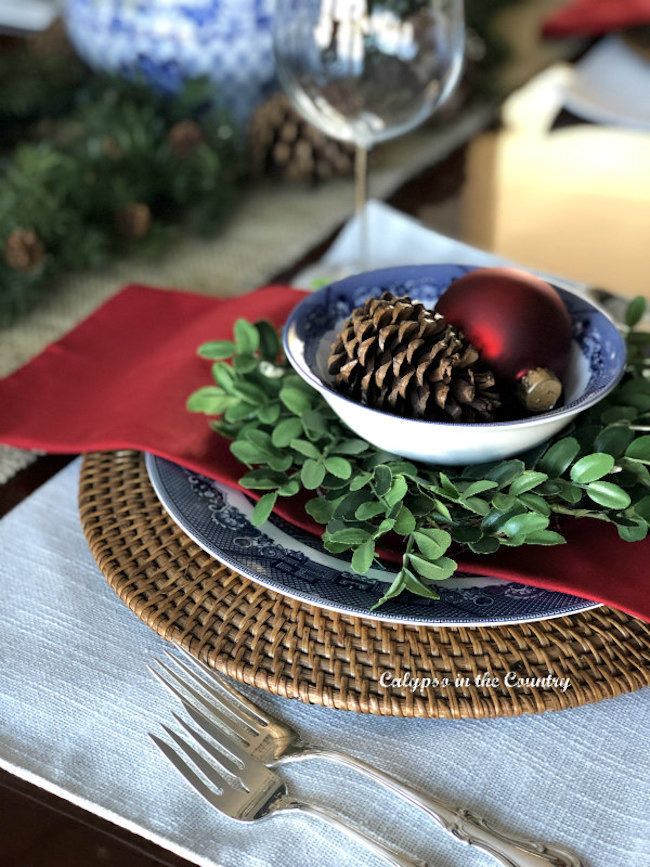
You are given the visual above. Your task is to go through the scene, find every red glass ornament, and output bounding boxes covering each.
[436,267,573,383]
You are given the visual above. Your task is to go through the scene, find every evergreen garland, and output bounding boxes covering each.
[0,55,244,327]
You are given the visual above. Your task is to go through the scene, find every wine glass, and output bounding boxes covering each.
[273,0,465,273]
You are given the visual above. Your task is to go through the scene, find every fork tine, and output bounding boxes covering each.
[150,658,256,746]
[180,702,258,769]
[173,647,270,729]
[172,711,253,778]
[150,731,228,808]
[168,715,246,782]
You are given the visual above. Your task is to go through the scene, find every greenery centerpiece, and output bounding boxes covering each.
[188,297,650,609]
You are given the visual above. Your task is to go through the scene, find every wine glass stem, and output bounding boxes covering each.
[355,143,370,268]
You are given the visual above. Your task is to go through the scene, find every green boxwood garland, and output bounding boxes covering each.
[188,298,650,610]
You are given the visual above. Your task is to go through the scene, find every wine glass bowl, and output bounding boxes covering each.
[273,0,466,149]
[273,0,465,276]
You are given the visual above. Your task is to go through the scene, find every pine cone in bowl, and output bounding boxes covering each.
[328,292,501,423]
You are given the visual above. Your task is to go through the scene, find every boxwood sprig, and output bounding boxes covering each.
[188,301,650,609]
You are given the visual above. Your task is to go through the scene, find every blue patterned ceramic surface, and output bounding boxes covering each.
[283,264,627,465]
[145,453,599,627]
[63,0,276,122]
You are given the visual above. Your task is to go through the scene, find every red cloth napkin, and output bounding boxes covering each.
[1,283,648,621]
[542,0,650,37]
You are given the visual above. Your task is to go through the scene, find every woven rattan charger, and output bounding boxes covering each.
[79,450,650,719]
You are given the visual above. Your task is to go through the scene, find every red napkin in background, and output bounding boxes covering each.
[542,0,650,37]
[1,283,648,621]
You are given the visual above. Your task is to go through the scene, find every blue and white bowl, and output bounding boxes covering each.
[283,264,626,465]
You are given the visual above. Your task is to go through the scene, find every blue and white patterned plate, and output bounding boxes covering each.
[145,453,600,627]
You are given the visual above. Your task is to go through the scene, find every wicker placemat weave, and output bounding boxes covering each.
[79,450,650,719]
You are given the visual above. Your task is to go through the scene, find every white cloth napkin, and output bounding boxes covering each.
[318,199,509,270]
[2,211,650,867]
[563,35,650,131]
[292,200,512,288]
[293,199,591,299]
[501,37,650,135]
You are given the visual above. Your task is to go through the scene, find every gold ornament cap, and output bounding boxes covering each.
[517,367,563,413]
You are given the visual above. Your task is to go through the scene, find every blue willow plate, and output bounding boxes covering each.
[145,454,599,628]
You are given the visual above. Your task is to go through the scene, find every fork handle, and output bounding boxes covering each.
[278,797,426,867]
[285,748,582,867]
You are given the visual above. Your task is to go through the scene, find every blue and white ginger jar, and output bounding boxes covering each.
[63,0,276,124]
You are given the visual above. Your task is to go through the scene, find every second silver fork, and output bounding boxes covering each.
[151,648,583,867]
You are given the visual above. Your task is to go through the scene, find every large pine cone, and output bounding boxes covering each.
[248,92,354,183]
[328,292,501,423]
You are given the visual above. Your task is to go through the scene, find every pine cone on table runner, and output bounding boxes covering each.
[328,292,502,423]
[4,227,46,272]
[248,92,354,182]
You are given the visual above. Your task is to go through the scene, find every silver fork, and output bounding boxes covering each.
[150,711,425,867]
[152,648,584,867]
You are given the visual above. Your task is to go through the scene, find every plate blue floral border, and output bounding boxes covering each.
[145,454,599,627]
